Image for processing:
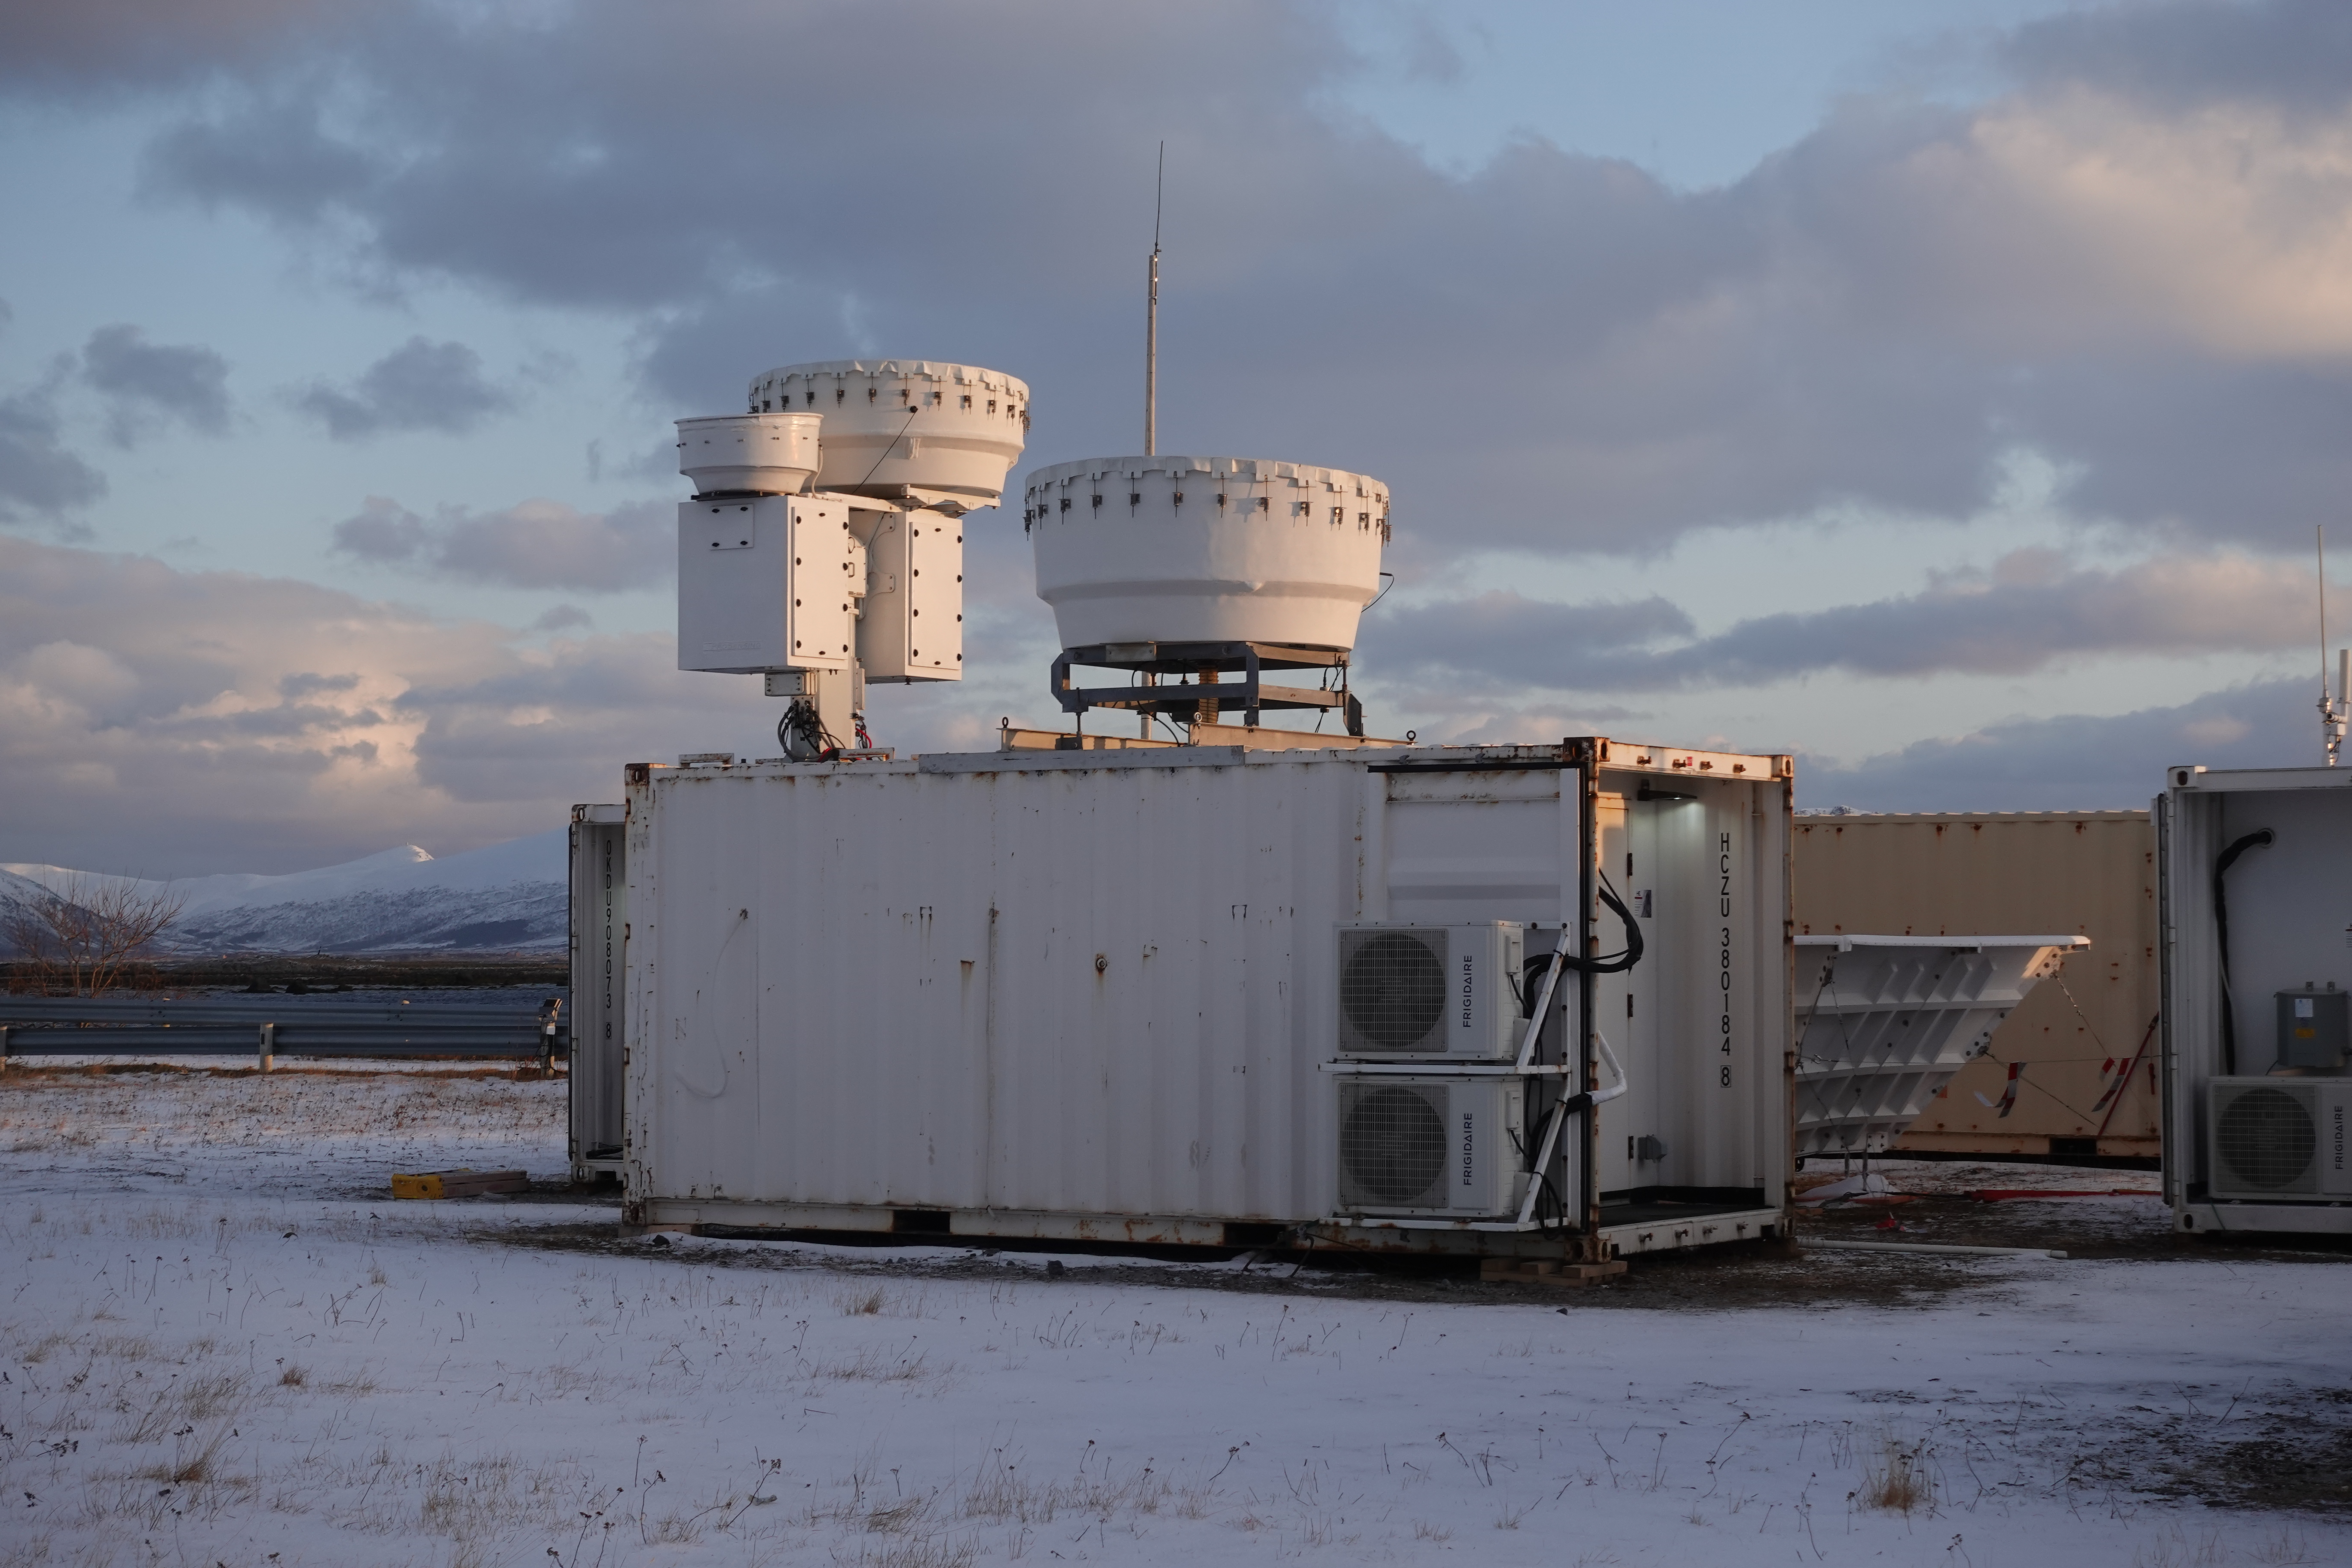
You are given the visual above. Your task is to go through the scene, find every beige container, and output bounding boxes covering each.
[1792,811,2157,1160]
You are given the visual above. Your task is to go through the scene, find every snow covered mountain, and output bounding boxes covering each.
[1,830,569,955]
[0,867,66,957]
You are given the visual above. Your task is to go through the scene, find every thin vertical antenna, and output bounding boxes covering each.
[2324,525,2343,766]
[1146,141,1162,456]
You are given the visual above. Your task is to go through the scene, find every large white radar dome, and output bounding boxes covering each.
[750,360,1028,504]
[1022,456,1389,652]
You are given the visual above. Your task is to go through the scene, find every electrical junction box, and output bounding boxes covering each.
[1333,1075,1527,1218]
[677,495,854,674]
[856,508,964,682]
[1335,922,1524,1061]
[2276,986,2349,1069]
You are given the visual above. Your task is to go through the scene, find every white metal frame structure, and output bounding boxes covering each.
[1793,934,2086,1155]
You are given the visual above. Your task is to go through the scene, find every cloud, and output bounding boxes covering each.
[68,0,2346,561]
[296,336,513,439]
[0,0,332,91]
[2002,0,2352,116]
[80,324,232,444]
[0,535,770,875]
[1804,675,2315,813]
[1365,551,2320,692]
[0,533,2322,876]
[0,389,105,526]
[331,495,671,592]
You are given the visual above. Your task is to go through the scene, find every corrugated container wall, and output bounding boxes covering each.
[1792,812,2157,1160]
[611,741,1793,1256]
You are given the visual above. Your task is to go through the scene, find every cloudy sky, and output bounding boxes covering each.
[2,0,2347,875]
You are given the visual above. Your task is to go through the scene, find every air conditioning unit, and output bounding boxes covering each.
[2207,1078,2352,1201]
[1335,922,1524,1061]
[1334,1075,1526,1218]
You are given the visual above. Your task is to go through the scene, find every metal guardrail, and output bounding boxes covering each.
[0,992,568,1066]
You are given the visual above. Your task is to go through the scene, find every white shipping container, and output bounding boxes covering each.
[2160,765,2352,1235]
[586,738,1793,1258]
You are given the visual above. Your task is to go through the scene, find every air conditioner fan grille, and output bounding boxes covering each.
[2216,1086,2315,1191]
[1339,931,1448,1051]
[1340,1084,1449,1207]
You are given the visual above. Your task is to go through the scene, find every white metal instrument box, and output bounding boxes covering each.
[855,508,963,682]
[677,495,854,674]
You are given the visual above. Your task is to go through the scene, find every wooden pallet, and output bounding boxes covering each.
[391,1168,530,1200]
[1478,1258,1628,1288]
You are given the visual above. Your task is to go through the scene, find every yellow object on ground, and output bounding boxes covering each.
[390,1168,529,1199]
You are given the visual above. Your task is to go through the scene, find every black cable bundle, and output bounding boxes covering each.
[2214,827,2275,1073]
[776,698,843,761]
[1521,877,1645,1014]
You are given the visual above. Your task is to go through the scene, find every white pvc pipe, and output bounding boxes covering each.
[1589,1031,1628,1105]
[1514,923,1576,1072]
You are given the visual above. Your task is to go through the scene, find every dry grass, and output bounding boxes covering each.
[832,1281,928,1319]
[836,1538,979,1568]
[1858,1435,1934,1515]
[958,1453,1175,1527]
[116,1372,249,1443]
[811,1345,942,1384]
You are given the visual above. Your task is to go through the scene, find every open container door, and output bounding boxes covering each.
[569,803,628,1180]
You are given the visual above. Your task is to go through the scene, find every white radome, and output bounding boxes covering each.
[675,412,821,496]
[1023,455,1389,651]
[749,359,1029,503]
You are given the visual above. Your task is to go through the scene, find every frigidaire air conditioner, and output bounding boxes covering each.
[1334,1075,1526,1218]
[1335,922,1524,1061]
[2206,1078,2352,1201]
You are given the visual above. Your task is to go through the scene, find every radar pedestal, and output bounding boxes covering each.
[1050,641,1362,738]
[673,359,1028,758]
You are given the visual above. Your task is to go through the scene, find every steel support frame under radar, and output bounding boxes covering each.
[1048,640,1364,734]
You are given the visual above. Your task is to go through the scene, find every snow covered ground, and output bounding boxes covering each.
[3,1070,2348,1567]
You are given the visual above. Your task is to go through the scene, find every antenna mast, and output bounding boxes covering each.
[2324,525,2346,766]
[1146,141,1162,457]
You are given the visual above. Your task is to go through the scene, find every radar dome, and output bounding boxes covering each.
[750,360,1028,505]
[1022,455,1389,651]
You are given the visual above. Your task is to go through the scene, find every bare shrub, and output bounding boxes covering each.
[4,874,184,996]
[278,1364,307,1388]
